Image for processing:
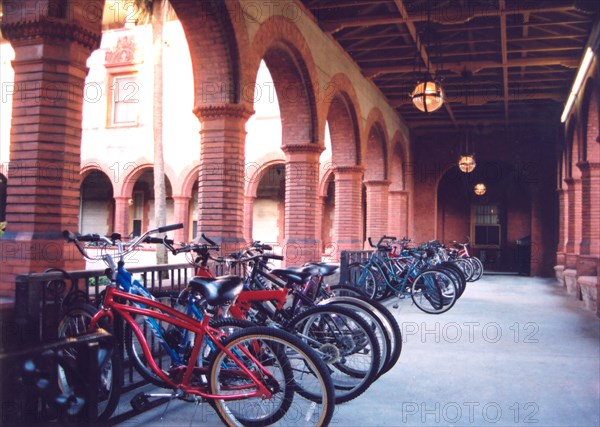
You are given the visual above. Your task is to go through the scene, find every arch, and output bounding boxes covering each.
[80,168,114,235]
[323,73,362,167]
[246,157,286,198]
[319,167,335,198]
[389,131,408,191]
[118,160,154,197]
[169,0,247,106]
[363,108,389,181]
[251,16,321,147]
[180,163,201,199]
[583,78,600,163]
[436,160,532,272]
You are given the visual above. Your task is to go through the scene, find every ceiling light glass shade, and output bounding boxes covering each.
[474,183,487,196]
[458,155,476,173]
[411,80,444,112]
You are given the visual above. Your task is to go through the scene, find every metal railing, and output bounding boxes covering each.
[338,249,375,287]
[6,261,245,422]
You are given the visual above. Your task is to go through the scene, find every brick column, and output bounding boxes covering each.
[317,195,326,256]
[114,196,130,237]
[556,188,567,265]
[398,191,410,238]
[243,195,255,243]
[173,196,191,243]
[282,144,323,265]
[577,162,600,310]
[193,105,252,254]
[564,177,582,296]
[364,180,390,247]
[564,177,582,268]
[333,167,364,257]
[0,10,102,295]
[388,189,410,239]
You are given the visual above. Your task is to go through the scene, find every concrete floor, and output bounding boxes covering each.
[113,275,600,427]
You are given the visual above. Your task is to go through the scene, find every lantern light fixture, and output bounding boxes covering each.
[409,0,444,113]
[474,183,487,196]
[459,154,476,173]
[411,80,444,112]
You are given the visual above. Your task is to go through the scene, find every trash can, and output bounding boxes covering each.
[516,235,531,276]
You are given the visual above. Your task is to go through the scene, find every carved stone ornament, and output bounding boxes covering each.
[105,35,141,67]
[0,17,101,51]
[193,104,254,121]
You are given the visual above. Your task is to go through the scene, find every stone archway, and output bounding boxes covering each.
[252,16,322,264]
[363,110,389,246]
[324,74,364,256]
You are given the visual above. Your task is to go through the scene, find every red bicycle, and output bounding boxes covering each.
[61,225,336,426]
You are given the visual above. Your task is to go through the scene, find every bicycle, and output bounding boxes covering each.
[165,239,383,404]
[349,236,458,314]
[61,224,336,426]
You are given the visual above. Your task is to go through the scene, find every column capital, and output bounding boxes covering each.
[1,17,101,51]
[333,165,364,175]
[281,144,324,155]
[563,177,580,186]
[364,179,391,187]
[192,104,254,121]
[576,161,600,173]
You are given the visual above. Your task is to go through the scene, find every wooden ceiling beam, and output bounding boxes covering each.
[364,56,579,78]
[390,91,565,108]
[323,3,578,33]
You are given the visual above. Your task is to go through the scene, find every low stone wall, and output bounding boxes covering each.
[563,268,580,298]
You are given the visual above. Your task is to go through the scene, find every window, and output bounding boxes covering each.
[472,204,501,247]
[109,74,139,126]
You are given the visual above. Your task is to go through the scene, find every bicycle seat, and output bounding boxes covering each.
[189,275,244,306]
[271,268,312,283]
[302,262,338,277]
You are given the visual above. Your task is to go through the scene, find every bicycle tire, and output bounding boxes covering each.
[410,269,456,314]
[209,326,335,427]
[319,294,402,377]
[57,303,122,422]
[467,256,484,281]
[438,262,466,298]
[124,292,181,388]
[316,298,388,375]
[348,262,389,300]
[286,304,381,403]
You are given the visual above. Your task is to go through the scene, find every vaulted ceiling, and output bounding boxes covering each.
[300,0,598,133]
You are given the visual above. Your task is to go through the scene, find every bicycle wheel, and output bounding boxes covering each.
[57,303,122,421]
[286,304,381,403]
[319,295,402,377]
[438,262,466,298]
[410,270,455,314]
[453,258,475,282]
[124,292,181,388]
[209,326,335,427]
[348,262,388,300]
[467,256,484,281]
[326,284,367,298]
[409,270,443,313]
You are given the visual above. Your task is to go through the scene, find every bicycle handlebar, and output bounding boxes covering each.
[368,235,398,249]
[63,223,183,261]
[158,223,184,233]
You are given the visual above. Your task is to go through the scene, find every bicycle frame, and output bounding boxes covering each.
[89,285,274,401]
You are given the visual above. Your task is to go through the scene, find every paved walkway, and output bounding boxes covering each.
[114,275,600,427]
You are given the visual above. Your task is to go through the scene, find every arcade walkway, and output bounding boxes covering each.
[114,275,600,427]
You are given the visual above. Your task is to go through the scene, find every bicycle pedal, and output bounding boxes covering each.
[131,392,151,412]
